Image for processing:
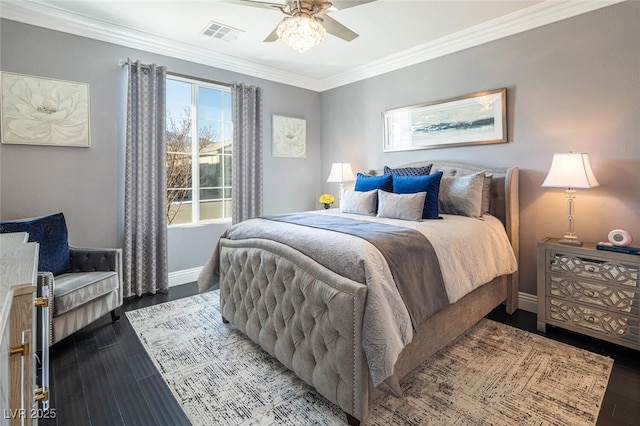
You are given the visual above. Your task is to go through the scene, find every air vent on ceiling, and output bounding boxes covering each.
[202,21,243,42]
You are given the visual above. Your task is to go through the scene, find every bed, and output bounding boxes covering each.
[198,161,519,425]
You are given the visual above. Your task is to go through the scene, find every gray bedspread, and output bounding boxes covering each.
[263,213,449,330]
[199,210,518,397]
[199,213,415,395]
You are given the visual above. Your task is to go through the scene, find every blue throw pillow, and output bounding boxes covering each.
[354,173,393,192]
[0,213,71,275]
[392,172,444,219]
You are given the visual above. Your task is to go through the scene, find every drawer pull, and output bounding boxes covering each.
[584,290,596,297]
[9,342,29,357]
[586,266,597,273]
[34,390,49,402]
[35,297,49,308]
[585,315,596,323]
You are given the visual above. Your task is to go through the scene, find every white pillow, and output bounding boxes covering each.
[438,171,486,217]
[376,190,426,221]
[341,189,377,216]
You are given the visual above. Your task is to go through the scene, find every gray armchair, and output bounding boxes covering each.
[40,246,123,345]
[1,213,123,346]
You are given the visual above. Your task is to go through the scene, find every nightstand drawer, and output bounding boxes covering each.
[548,274,640,316]
[548,297,640,347]
[548,251,639,288]
[538,238,640,350]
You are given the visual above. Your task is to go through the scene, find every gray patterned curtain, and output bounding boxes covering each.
[232,83,263,224]
[124,60,169,297]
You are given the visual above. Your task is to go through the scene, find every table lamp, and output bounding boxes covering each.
[542,153,599,246]
[326,163,356,203]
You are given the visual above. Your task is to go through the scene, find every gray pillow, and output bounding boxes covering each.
[376,190,426,221]
[341,189,377,216]
[482,174,493,214]
[439,171,486,217]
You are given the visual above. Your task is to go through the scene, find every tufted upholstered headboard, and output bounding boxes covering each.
[371,160,520,311]
[369,161,518,240]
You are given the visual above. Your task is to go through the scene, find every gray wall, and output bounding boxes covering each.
[2,2,639,297]
[0,19,322,273]
[321,1,640,297]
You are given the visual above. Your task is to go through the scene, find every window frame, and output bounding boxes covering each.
[166,74,232,227]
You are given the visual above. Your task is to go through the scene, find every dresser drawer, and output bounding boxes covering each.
[548,297,640,347]
[548,251,639,288]
[548,274,640,316]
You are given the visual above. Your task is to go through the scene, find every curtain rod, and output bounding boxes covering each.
[168,71,232,88]
[118,59,232,88]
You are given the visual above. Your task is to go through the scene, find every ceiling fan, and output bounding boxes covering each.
[227,0,375,51]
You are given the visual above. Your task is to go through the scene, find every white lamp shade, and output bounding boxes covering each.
[327,163,356,183]
[542,153,599,189]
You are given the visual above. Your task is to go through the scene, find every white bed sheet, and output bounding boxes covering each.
[320,210,519,304]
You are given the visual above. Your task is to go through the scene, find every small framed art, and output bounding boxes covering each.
[272,114,306,158]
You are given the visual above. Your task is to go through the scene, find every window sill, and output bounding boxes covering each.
[168,220,232,229]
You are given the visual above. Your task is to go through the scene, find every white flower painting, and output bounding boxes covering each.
[1,72,90,147]
[272,115,306,158]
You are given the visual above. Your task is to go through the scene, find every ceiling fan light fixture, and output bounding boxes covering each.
[276,15,326,53]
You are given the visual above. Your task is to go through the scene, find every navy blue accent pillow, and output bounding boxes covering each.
[354,173,393,192]
[0,213,71,275]
[384,164,432,176]
[392,171,444,219]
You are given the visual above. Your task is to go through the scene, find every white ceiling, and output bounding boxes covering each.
[0,0,624,91]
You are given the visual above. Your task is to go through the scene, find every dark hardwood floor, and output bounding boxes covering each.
[39,282,639,426]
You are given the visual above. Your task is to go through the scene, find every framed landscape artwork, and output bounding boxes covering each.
[383,88,507,152]
[1,71,90,147]
[272,115,306,158]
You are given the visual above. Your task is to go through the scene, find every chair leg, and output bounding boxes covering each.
[110,309,120,322]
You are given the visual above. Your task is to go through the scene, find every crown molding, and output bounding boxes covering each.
[0,0,323,91]
[318,0,626,91]
[0,0,625,92]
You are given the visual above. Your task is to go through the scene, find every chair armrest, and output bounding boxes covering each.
[69,246,123,308]
[69,246,121,273]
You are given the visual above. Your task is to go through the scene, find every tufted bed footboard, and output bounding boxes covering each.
[218,237,370,421]
[217,238,511,424]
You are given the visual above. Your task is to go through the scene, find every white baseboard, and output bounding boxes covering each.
[518,292,537,314]
[168,267,203,287]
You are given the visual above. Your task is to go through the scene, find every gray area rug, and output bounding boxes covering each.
[127,290,613,425]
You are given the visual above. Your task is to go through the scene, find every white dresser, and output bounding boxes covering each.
[1,233,49,425]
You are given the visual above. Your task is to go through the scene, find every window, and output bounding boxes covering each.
[166,76,232,226]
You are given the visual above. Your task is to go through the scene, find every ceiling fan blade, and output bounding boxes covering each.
[223,0,284,11]
[330,0,376,11]
[263,24,280,42]
[321,14,358,41]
